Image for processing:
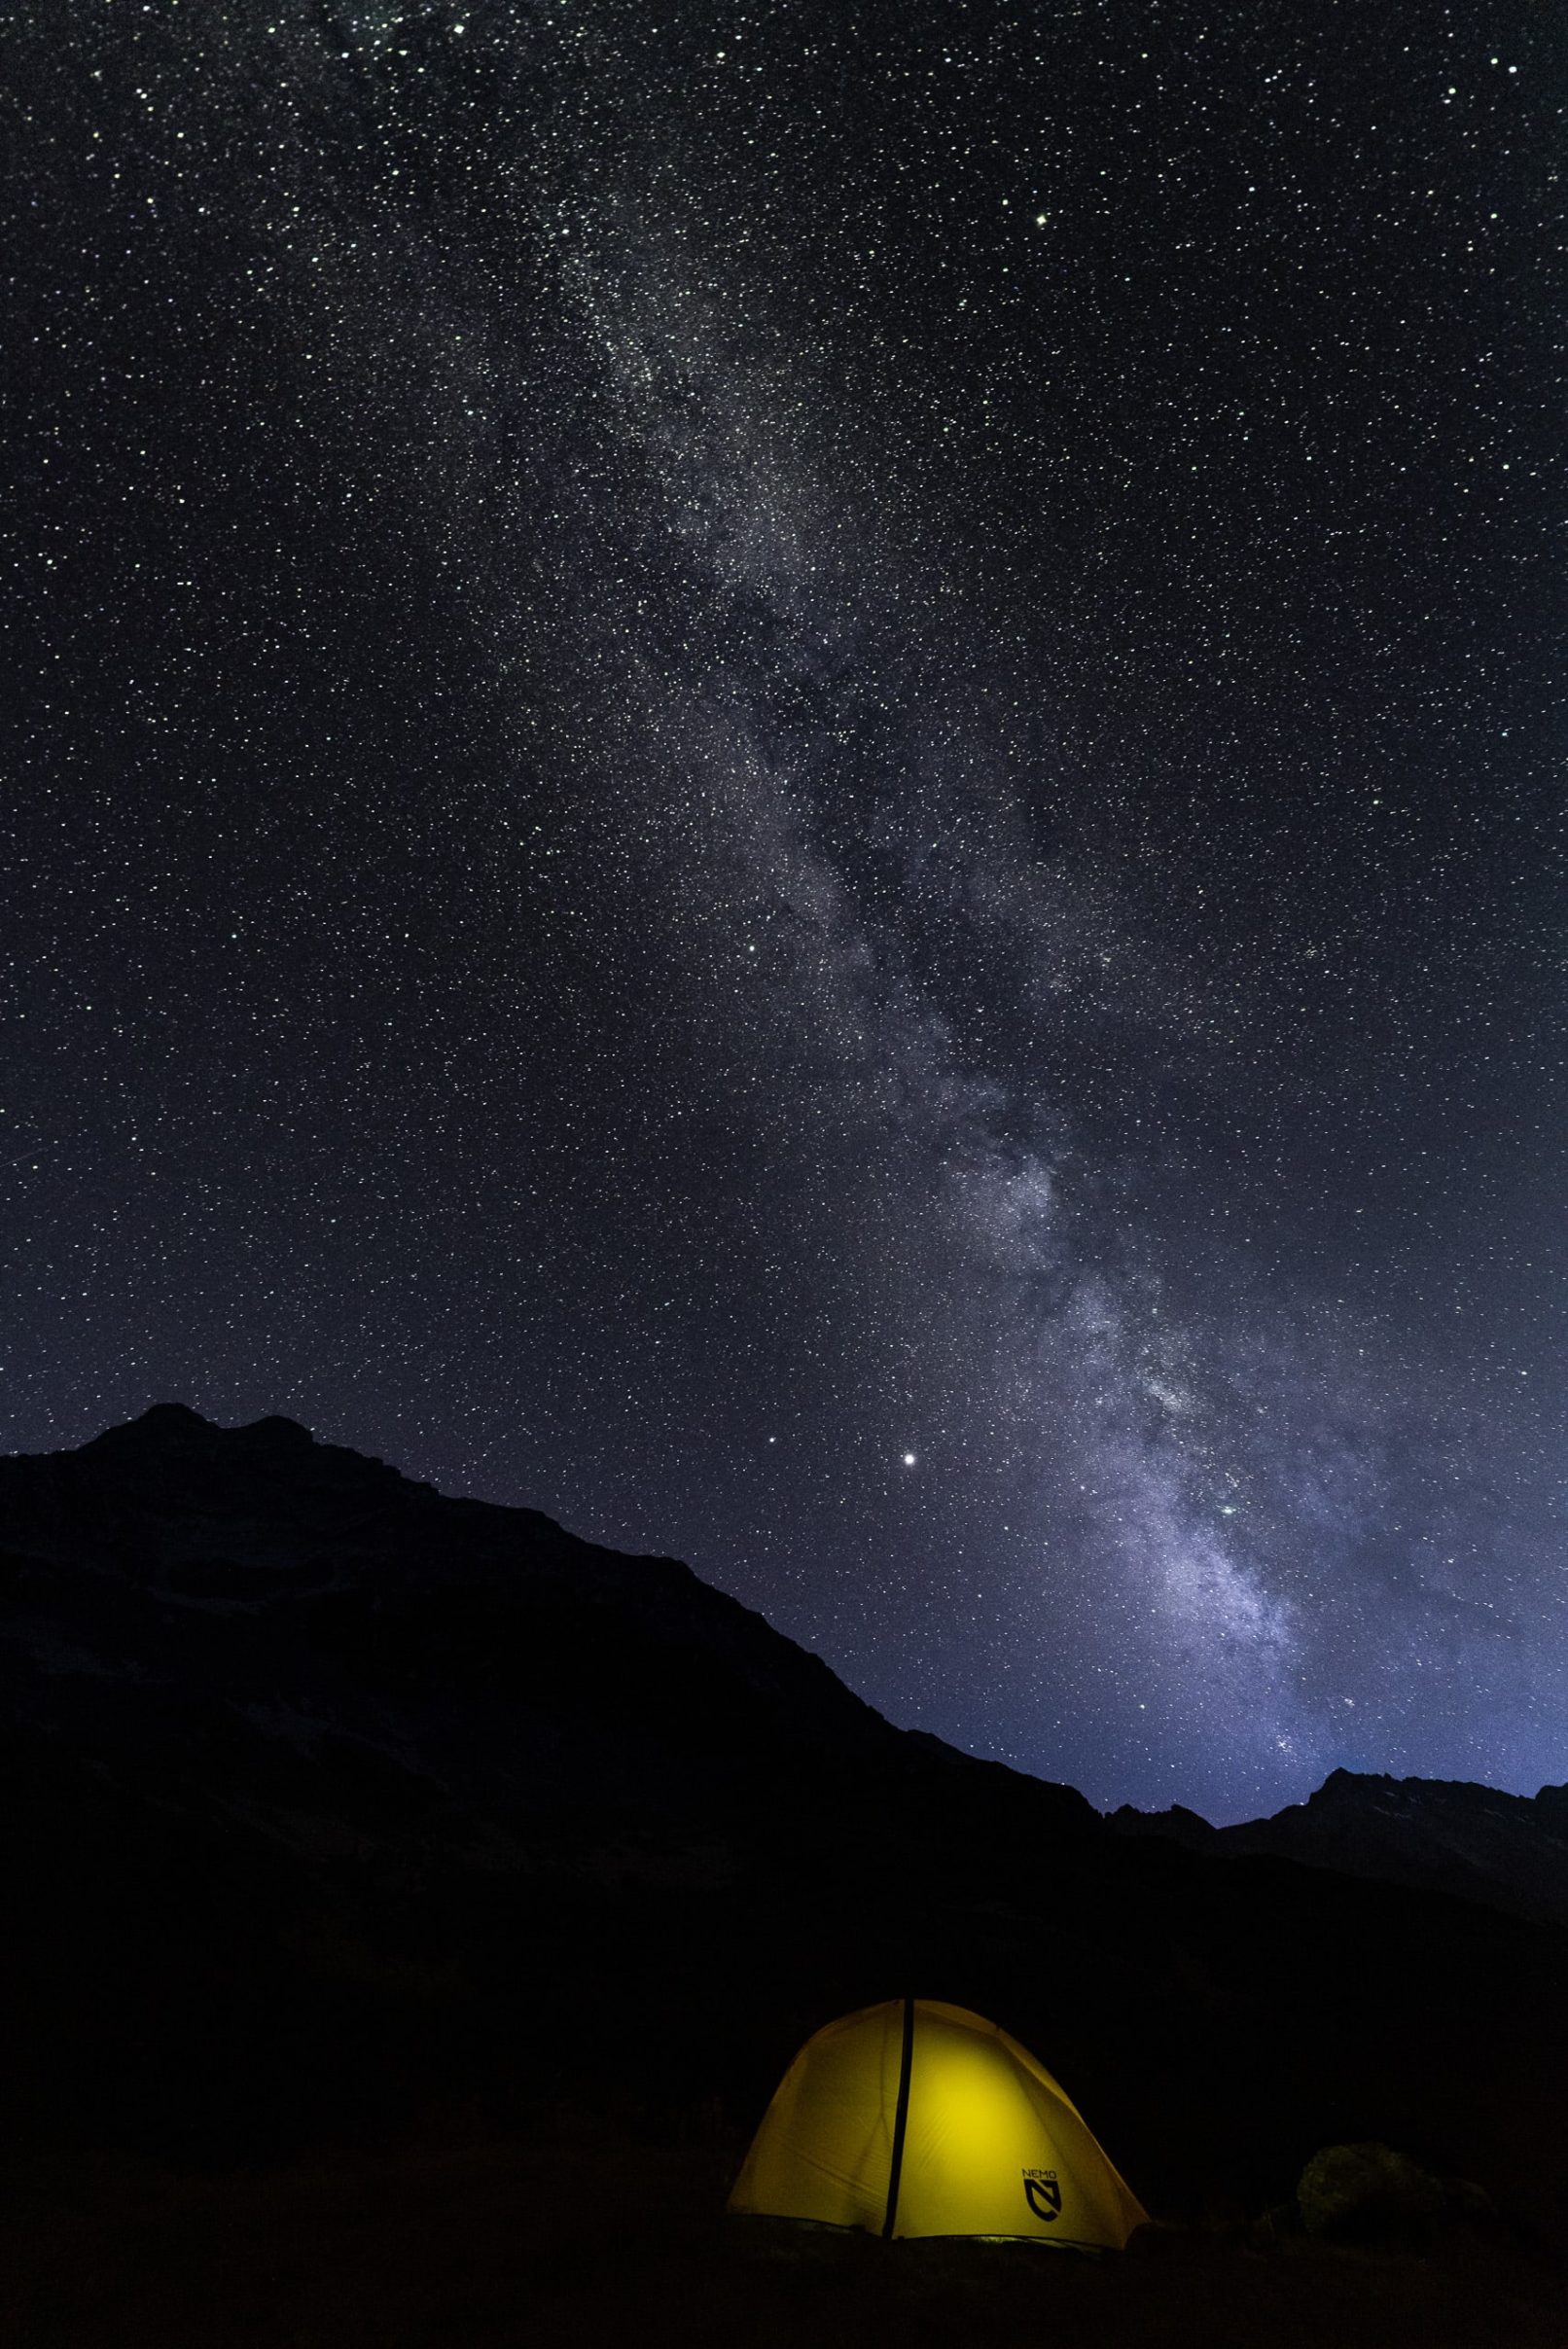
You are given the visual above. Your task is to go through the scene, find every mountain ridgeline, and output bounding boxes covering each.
[1113,1772,1568,1931]
[2,1406,1566,2238]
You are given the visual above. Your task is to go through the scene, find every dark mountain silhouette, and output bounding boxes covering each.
[1112,1773,1568,1931]
[4,1405,1568,2260]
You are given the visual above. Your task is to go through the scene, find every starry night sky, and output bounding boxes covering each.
[6,0,1563,1817]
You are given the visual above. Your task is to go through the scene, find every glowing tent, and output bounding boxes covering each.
[729,1998,1148,2250]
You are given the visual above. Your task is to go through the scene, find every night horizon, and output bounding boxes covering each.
[7,0,1563,1827]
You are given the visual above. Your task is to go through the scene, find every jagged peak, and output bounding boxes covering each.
[1302,1767,1531,1811]
[236,1414,315,1445]
[125,1401,212,1434]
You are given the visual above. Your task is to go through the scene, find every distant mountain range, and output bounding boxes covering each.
[3,1406,1566,2236]
[1113,1773,1568,1932]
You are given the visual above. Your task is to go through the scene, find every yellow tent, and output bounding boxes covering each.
[729,1998,1147,2250]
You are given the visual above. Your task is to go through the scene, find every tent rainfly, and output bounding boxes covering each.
[729,1998,1148,2250]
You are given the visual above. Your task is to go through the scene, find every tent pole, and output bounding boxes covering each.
[881,1995,916,2239]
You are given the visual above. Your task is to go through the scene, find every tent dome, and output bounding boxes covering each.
[729,1998,1147,2250]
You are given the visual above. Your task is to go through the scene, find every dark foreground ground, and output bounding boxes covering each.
[4,2122,1563,2349]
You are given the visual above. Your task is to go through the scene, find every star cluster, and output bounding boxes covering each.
[4,0,1562,1815]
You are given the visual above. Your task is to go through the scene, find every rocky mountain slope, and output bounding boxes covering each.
[3,1406,1567,2243]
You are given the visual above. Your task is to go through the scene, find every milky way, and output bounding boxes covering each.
[6,1,1562,1814]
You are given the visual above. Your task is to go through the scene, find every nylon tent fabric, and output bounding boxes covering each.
[728,1999,1148,2249]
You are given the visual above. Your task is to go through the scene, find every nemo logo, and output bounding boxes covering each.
[1022,2169,1061,2221]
